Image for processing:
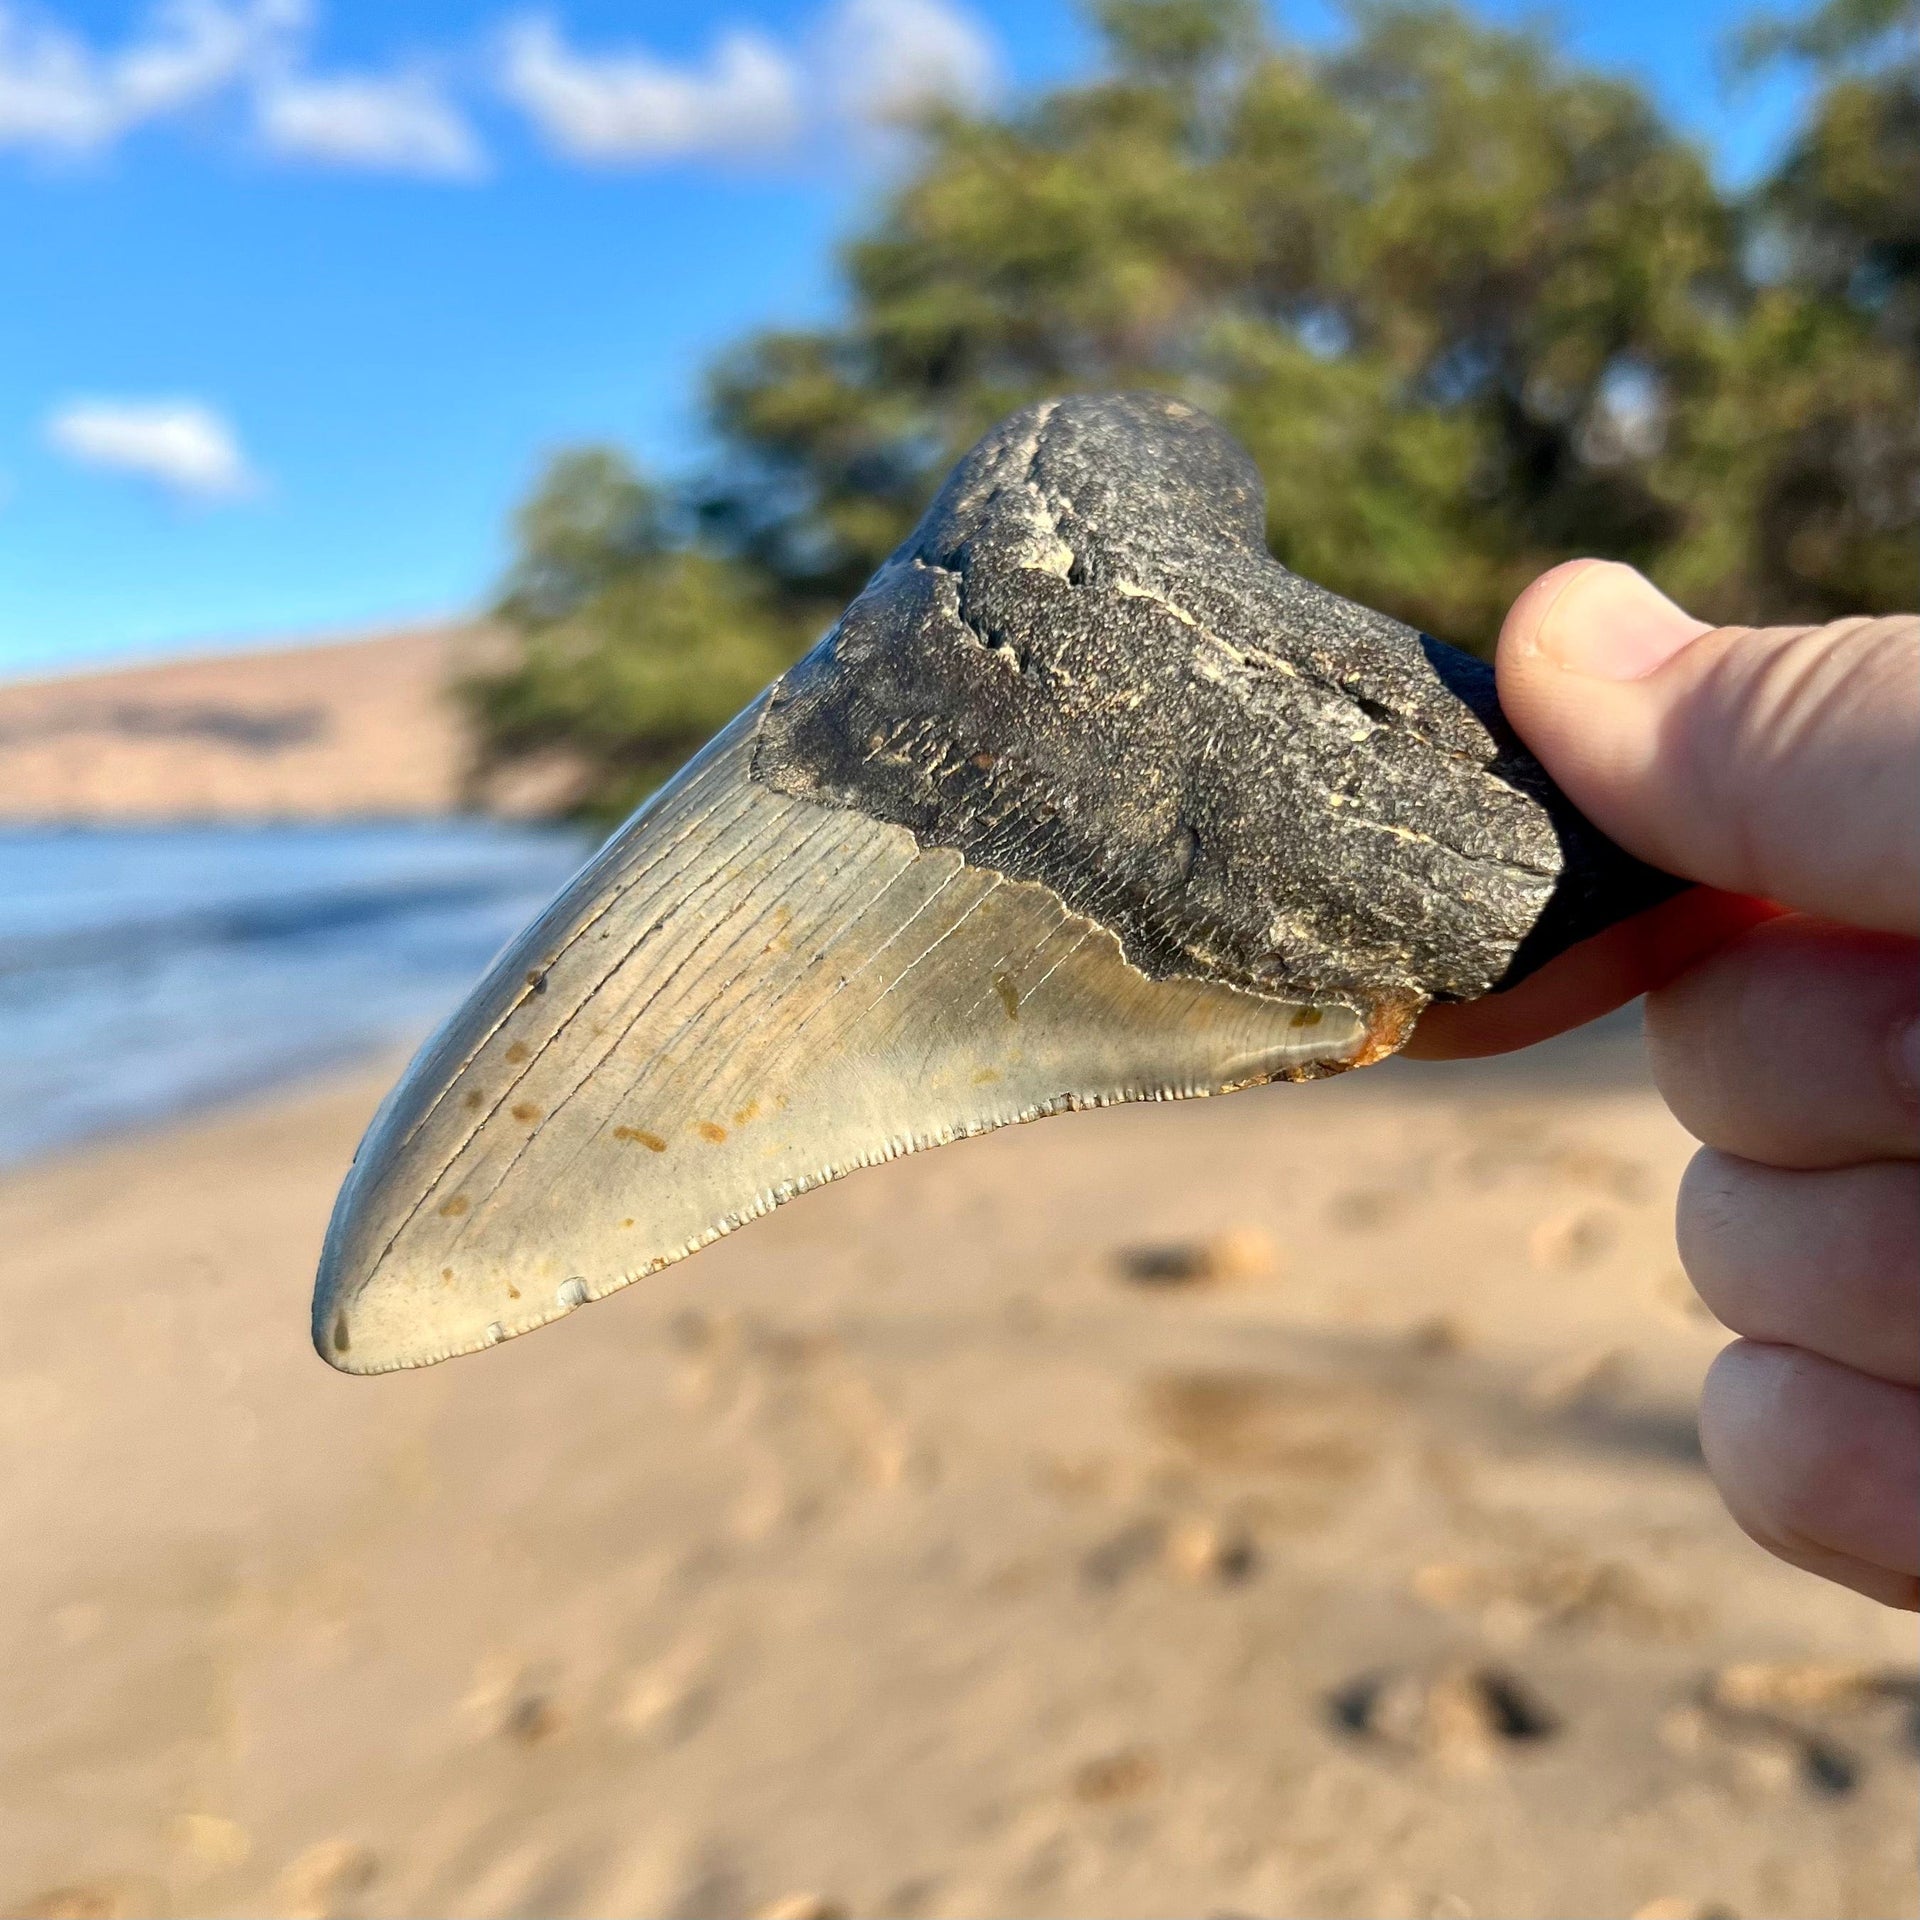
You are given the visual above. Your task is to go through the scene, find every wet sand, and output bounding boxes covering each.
[1,1028,1914,1919]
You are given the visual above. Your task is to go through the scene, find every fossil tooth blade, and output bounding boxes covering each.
[314,700,1383,1373]
[314,390,1678,1373]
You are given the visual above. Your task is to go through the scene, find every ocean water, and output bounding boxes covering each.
[0,820,591,1167]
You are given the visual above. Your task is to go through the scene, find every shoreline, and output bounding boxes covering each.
[0,817,587,1172]
[0,1043,416,1181]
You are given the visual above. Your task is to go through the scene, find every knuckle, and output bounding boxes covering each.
[1648,918,1918,1164]
[1679,620,1917,914]
[1722,638,1819,886]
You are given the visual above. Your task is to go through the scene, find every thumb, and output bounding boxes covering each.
[1497,561,1920,937]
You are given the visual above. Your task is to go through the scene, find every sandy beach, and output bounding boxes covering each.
[2,1026,1914,1920]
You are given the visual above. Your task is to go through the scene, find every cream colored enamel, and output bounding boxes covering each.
[313,698,1371,1373]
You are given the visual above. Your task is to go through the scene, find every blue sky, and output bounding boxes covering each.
[1,0,1812,678]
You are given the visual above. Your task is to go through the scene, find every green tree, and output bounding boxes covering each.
[464,450,802,820]
[469,0,1919,823]
[1685,0,1920,617]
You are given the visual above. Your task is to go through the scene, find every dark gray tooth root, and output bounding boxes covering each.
[311,391,1680,1373]
[755,390,1682,1019]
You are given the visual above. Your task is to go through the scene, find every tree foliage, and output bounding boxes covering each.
[467,0,1920,823]
[465,449,796,819]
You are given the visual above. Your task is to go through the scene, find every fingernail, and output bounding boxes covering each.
[1893,1017,1920,1116]
[1531,562,1712,681]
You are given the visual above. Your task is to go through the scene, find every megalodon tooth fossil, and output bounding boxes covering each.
[315,392,1677,1373]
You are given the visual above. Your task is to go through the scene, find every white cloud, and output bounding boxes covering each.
[256,68,483,176]
[0,0,484,176]
[495,0,998,166]
[820,0,998,131]
[0,0,295,153]
[46,397,258,499]
[0,0,1002,173]
[498,14,802,163]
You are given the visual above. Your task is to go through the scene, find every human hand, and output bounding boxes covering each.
[1413,562,1919,1608]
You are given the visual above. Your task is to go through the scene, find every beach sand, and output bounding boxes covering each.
[2,1027,1913,1920]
